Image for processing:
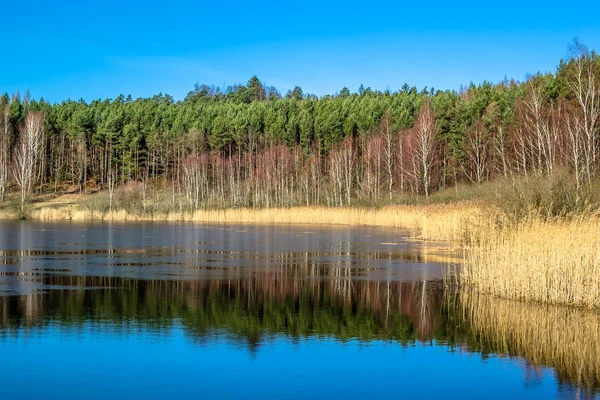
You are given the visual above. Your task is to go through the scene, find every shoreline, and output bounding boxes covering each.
[0,194,477,242]
[2,193,599,308]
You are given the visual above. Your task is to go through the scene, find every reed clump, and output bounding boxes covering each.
[461,215,600,308]
[452,172,600,308]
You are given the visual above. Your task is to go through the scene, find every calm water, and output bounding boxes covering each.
[0,221,597,399]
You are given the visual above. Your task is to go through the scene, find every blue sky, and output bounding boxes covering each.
[2,0,599,102]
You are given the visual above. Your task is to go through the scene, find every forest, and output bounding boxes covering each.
[0,40,598,212]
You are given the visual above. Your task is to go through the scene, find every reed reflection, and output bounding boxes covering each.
[459,290,600,398]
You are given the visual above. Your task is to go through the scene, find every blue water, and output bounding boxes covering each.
[0,324,558,400]
[0,221,595,399]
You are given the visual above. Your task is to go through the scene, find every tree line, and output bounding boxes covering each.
[0,40,598,211]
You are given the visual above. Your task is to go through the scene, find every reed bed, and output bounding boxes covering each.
[462,290,600,393]
[22,201,477,242]
[462,216,600,308]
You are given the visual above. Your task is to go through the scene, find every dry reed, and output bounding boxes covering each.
[462,216,600,308]
[16,200,477,242]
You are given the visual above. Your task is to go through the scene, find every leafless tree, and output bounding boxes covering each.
[412,100,437,198]
[75,133,87,193]
[519,80,547,174]
[565,101,585,191]
[491,120,509,178]
[310,147,321,204]
[511,124,529,177]
[360,135,381,202]
[13,112,44,216]
[339,137,356,205]
[565,39,600,186]
[0,106,9,204]
[299,154,312,206]
[328,145,344,206]
[380,110,395,199]
[108,166,116,212]
[141,166,149,214]
[182,153,204,210]
[515,78,563,177]
[396,129,408,192]
[463,119,489,184]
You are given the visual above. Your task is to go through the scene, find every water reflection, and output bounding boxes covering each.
[460,290,600,398]
[0,276,442,345]
[0,274,598,398]
[0,221,457,295]
[0,222,597,399]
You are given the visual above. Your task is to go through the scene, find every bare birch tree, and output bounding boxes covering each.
[380,110,395,199]
[108,165,117,213]
[492,120,509,178]
[520,80,548,175]
[565,101,585,191]
[463,119,489,184]
[339,136,355,205]
[0,106,9,204]
[413,100,436,198]
[183,153,203,210]
[396,129,408,192]
[13,112,44,217]
[566,39,600,185]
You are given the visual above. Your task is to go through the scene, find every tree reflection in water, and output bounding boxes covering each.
[0,272,598,398]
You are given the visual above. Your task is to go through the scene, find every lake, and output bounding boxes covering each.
[0,221,597,399]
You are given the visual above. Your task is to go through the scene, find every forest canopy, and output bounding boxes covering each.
[0,40,598,211]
